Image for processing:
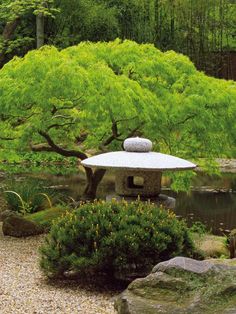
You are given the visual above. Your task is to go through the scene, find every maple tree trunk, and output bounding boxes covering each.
[83,168,106,200]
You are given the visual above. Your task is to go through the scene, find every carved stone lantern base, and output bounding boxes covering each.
[115,170,162,197]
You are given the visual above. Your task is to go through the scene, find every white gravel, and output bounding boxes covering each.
[0,224,117,314]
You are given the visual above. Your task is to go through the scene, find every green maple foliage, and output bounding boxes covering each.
[0,0,57,21]
[0,40,235,190]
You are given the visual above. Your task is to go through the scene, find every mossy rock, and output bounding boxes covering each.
[2,215,44,237]
[115,257,236,314]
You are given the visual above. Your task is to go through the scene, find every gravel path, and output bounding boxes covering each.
[0,224,117,314]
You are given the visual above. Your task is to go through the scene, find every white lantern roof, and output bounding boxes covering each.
[81,137,196,172]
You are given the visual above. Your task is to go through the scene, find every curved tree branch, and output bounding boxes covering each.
[99,113,142,151]
[32,131,106,200]
[47,122,75,130]
[37,130,88,160]
[0,136,17,141]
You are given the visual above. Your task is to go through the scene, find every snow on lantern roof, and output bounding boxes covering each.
[81,137,196,171]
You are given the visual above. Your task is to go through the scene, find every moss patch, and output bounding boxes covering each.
[26,206,69,231]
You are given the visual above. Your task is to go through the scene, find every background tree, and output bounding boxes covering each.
[0,0,57,67]
[46,0,119,47]
[0,40,235,198]
[111,0,236,77]
[0,0,235,78]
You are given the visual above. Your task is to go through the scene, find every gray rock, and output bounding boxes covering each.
[2,215,43,237]
[151,256,217,275]
[115,257,236,314]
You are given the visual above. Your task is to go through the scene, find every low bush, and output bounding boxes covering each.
[40,200,196,279]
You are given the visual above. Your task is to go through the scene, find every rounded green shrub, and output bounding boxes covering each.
[40,200,195,279]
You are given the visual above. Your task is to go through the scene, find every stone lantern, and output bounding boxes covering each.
[81,137,196,208]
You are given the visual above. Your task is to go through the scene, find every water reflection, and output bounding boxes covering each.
[166,190,236,235]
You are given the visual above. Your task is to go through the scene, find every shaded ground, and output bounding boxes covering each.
[0,224,117,314]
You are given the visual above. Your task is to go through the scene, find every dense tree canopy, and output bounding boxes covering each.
[0,0,235,77]
[0,40,235,196]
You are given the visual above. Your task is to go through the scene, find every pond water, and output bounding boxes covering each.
[167,190,236,234]
[0,166,236,235]
[101,172,236,235]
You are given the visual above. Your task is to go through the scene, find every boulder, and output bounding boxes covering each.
[151,256,218,274]
[115,257,236,314]
[2,215,44,237]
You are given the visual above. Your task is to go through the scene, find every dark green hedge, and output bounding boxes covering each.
[40,200,195,279]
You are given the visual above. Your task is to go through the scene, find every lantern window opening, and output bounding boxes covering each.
[127,176,144,189]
